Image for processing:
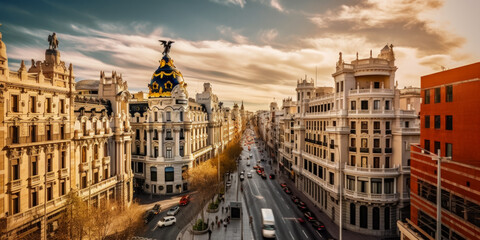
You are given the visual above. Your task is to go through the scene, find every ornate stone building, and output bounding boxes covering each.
[129,46,244,195]
[0,31,132,239]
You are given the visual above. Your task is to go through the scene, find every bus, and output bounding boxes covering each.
[261,208,275,238]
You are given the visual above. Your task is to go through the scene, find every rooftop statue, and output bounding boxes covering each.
[48,33,59,50]
[159,40,174,55]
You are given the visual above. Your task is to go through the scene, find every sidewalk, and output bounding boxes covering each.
[177,172,254,240]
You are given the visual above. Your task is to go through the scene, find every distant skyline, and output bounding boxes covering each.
[1,0,479,111]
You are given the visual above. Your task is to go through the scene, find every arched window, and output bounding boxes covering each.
[384,207,390,230]
[150,167,157,182]
[360,205,368,228]
[350,203,356,225]
[81,146,87,163]
[165,167,174,182]
[153,129,158,140]
[372,207,380,230]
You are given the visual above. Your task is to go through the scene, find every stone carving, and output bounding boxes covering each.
[48,33,59,50]
[159,40,174,55]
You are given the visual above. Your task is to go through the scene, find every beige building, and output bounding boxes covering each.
[0,32,132,239]
[259,45,420,237]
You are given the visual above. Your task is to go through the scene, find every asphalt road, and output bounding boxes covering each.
[241,129,324,240]
[137,193,203,240]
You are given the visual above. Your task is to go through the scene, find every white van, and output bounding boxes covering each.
[246,160,251,166]
[261,208,275,238]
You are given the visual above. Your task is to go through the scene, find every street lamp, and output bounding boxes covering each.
[412,144,451,240]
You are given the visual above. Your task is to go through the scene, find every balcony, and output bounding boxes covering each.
[386,130,392,135]
[344,164,400,177]
[322,142,327,147]
[385,148,392,153]
[9,179,22,192]
[316,141,322,145]
[349,147,356,152]
[93,159,101,168]
[373,130,381,134]
[361,129,368,134]
[344,188,399,202]
[350,129,356,134]
[46,172,55,181]
[103,156,110,165]
[165,137,173,141]
[29,175,41,186]
[79,162,89,172]
[360,148,369,153]
[330,144,335,149]
[59,168,68,179]
[373,148,382,153]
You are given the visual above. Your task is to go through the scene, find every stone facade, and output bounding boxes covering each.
[258,45,420,237]
[0,32,132,239]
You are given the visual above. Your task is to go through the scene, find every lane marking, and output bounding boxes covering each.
[289,231,295,240]
[303,230,308,239]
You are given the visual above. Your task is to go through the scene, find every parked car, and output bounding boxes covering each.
[247,172,252,178]
[311,220,326,231]
[261,173,267,179]
[304,211,316,221]
[167,206,180,216]
[298,205,309,212]
[280,183,287,188]
[157,216,176,227]
[269,174,275,179]
[240,174,245,181]
[297,218,306,224]
[297,201,306,207]
[283,187,291,194]
[143,210,155,224]
[152,204,161,215]
[180,195,190,206]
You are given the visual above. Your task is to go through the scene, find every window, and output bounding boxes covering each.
[31,156,38,176]
[137,162,144,173]
[154,112,158,122]
[166,112,171,121]
[445,143,452,157]
[81,146,87,163]
[371,178,382,194]
[359,180,367,192]
[60,99,65,114]
[385,207,390,230]
[31,190,38,207]
[12,159,20,180]
[180,145,184,157]
[350,203,356,225]
[425,115,430,128]
[47,185,53,201]
[446,85,453,102]
[373,139,380,148]
[446,115,453,130]
[329,172,334,185]
[361,156,368,168]
[30,96,37,113]
[374,81,380,89]
[360,206,368,228]
[424,139,430,152]
[46,125,52,141]
[405,121,409,128]
[350,101,356,110]
[385,157,390,168]
[46,97,52,113]
[47,154,53,172]
[165,167,174,182]
[361,138,368,148]
[60,151,66,169]
[347,176,355,190]
[350,156,356,166]
[166,129,172,140]
[60,124,65,140]
[361,121,368,134]
[384,178,394,194]
[12,193,20,214]
[336,82,339,93]
[60,181,66,196]
[434,115,441,129]
[166,147,172,158]
[424,89,430,104]
[104,142,108,157]
[373,121,380,134]
[11,95,19,112]
[385,138,391,148]
[385,100,390,110]
[361,100,368,110]
[434,87,441,103]
[9,126,19,144]
[434,141,440,155]
[373,100,380,110]
[350,138,356,147]
[372,207,380,230]
[385,121,391,130]
[373,157,380,168]
[136,129,140,140]
[30,125,37,142]
[150,167,157,182]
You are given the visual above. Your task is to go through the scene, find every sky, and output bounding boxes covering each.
[0,0,479,111]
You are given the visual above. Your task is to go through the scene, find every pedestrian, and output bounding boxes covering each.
[208,229,212,240]
[217,221,220,228]
[224,221,227,229]
[249,216,253,226]
[222,206,224,213]
[216,215,218,222]
[211,221,214,230]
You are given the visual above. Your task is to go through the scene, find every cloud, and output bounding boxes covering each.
[217,26,249,44]
[269,0,285,12]
[210,0,246,8]
[259,29,278,43]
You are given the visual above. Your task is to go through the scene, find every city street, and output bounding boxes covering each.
[241,128,328,240]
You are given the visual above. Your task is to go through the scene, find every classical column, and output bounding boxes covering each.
[158,127,163,158]
[174,128,180,157]
[146,129,151,157]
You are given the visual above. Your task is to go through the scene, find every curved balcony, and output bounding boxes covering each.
[344,189,398,202]
[344,164,400,177]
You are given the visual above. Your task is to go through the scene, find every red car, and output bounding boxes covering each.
[280,183,287,188]
[179,195,190,206]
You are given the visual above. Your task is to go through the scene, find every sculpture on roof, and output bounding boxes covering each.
[159,40,175,55]
[48,33,59,50]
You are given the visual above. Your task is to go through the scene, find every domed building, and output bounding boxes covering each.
[129,43,243,195]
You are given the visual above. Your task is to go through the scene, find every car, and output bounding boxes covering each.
[247,172,252,178]
[280,183,287,188]
[269,174,275,179]
[297,218,306,224]
[298,205,309,212]
[179,195,190,206]
[283,187,291,194]
[311,220,326,231]
[261,173,267,179]
[167,206,180,216]
[257,170,262,175]
[241,170,245,175]
[157,216,176,227]
[240,174,245,181]
[246,161,251,166]
[152,204,161,214]
[297,201,306,207]
[143,210,155,224]
[304,211,316,221]
[253,165,259,169]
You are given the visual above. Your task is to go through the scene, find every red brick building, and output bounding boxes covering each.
[398,62,480,240]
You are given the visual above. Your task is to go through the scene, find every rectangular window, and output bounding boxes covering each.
[446,115,452,130]
[424,90,430,104]
[350,101,356,110]
[11,95,19,112]
[361,121,368,134]
[47,154,53,172]
[31,190,38,207]
[385,121,391,130]
[60,181,66,196]
[373,157,380,168]
[180,112,184,121]
[30,96,36,113]
[30,125,37,142]
[10,126,20,144]
[60,99,65,114]
[424,115,430,128]
[47,185,53,201]
[361,138,368,148]
[166,147,172,158]
[373,139,380,148]
[46,125,52,141]
[446,85,453,102]
[434,115,441,129]
[12,193,20,214]
[154,112,158,122]
[371,178,382,193]
[61,151,66,169]
[434,87,441,103]
[385,157,390,168]
[31,156,38,176]
[350,138,356,147]
[329,172,334,185]
[46,97,52,113]
[434,141,441,155]
[350,156,356,166]
[445,143,452,157]
[373,100,380,110]
[361,156,368,168]
[384,178,394,194]
[385,100,390,110]
[424,139,430,152]
[385,138,391,148]
[12,160,20,180]
[166,112,171,121]
[361,100,368,110]
[374,82,380,89]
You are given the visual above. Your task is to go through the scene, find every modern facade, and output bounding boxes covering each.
[398,62,480,240]
[129,49,246,195]
[258,45,420,237]
[0,31,133,239]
